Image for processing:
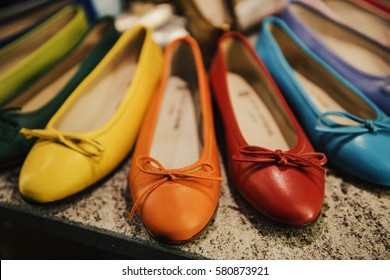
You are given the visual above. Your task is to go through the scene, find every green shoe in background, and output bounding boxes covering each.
[0,4,89,106]
[0,17,120,168]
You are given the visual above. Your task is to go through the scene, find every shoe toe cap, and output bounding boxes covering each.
[329,134,390,186]
[238,167,325,226]
[19,142,93,203]
[138,181,217,243]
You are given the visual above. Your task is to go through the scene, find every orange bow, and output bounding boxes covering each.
[129,156,223,219]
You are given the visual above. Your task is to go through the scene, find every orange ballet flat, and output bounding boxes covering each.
[129,35,222,244]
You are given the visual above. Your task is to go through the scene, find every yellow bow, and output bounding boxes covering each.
[20,128,104,157]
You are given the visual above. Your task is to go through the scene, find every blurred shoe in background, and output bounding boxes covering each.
[279,0,390,114]
[116,2,188,46]
[0,0,97,48]
[0,4,89,106]
[232,0,288,31]
[297,0,390,48]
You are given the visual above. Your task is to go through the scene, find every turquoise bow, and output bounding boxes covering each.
[315,111,390,134]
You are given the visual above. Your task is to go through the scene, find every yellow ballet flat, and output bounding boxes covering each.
[18,25,163,203]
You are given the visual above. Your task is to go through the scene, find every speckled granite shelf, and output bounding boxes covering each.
[0,150,389,259]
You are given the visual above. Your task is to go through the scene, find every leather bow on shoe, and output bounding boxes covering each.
[20,128,104,157]
[129,156,223,219]
[315,111,390,134]
[0,107,20,140]
[232,146,327,174]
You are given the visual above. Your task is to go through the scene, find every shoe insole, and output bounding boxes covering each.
[0,7,75,75]
[324,0,390,47]
[227,72,289,150]
[0,0,70,41]
[150,76,201,169]
[294,70,356,126]
[291,4,390,76]
[55,55,137,133]
[193,0,229,26]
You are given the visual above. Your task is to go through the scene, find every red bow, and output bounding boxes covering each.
[232,146,327,174]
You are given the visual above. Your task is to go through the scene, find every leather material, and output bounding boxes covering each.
[278,1,390,115]
[0,4,89,106]
[18,25,163,202]
[129,36,222,243]
[210,31,326,226]
[0,18,120,167]
[256,16,390,186]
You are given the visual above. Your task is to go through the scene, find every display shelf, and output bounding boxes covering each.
[0,147,389,259]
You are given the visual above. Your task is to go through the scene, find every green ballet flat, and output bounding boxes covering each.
[0,17,120,168]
